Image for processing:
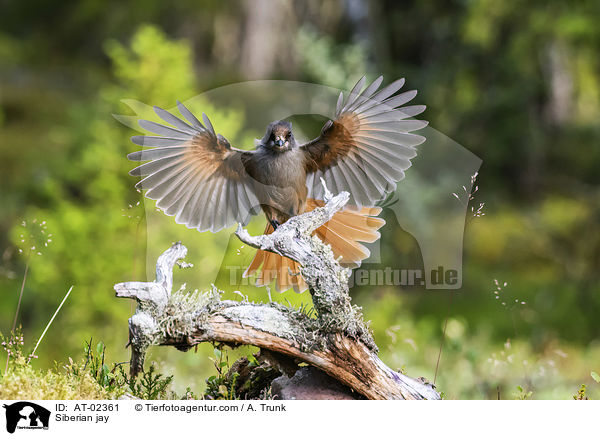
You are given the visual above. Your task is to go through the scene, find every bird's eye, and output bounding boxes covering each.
[286,133,291,139]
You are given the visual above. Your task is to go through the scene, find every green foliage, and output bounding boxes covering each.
[68,339,176,400]
[202,348,279,400]
[1,328,28,371]
[359,288,600,400]
[123,363,174,400]
[0,333,123,400]
[62,339,127,397]
[296,27,367,89]
[0,362,118,400]
[182,386,199,400]
[105,25,196,106]
[204,347,240,400]
[1,24,249,380]
[0,334,180,400]
[515,385,533,400]
[1,3,600,399]
[573,384,588,400]
[572,372,600,400]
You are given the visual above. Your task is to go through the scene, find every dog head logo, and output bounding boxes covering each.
[3,402,50,433]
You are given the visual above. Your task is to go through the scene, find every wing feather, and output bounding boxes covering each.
[211,178,227,231]
[301,77,426,208]
[176,100,206,130]
[153,106,197,134]
[131,136,188,147]
[346,75,383,112]
[129,156,181,178]
[138,120,191,138]
[152,161,198,208]
[128,102,260,232]
[178,176,205,225]
[198,176,221,231]
[128,147,187,162]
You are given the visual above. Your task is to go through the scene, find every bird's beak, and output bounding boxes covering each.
[275,137,285,147]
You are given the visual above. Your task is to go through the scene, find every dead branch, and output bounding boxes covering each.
[115,186,440,400]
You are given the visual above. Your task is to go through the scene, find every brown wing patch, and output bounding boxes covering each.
[304,113,360,172]
[129,103,259,232]
[300,76,427,208]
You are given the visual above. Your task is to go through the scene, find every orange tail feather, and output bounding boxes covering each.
[244,199,384,293]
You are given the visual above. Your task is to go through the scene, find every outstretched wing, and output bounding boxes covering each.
[128,102,260,232]
[301,76,427,208]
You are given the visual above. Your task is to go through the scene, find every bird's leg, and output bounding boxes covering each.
[269,219,280,230]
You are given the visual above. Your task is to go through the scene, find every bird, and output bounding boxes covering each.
[127,76,427,292]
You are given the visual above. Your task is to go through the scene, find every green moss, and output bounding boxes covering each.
[0,365,119,400]
[0,332,177,400]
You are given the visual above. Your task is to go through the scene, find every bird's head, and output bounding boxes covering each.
[261,120,295,153]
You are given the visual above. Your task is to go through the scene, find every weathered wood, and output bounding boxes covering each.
[114,185,440,400]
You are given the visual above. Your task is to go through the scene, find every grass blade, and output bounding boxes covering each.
[28,285,74,362]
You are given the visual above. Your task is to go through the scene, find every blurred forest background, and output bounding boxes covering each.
[1,0,599,399]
